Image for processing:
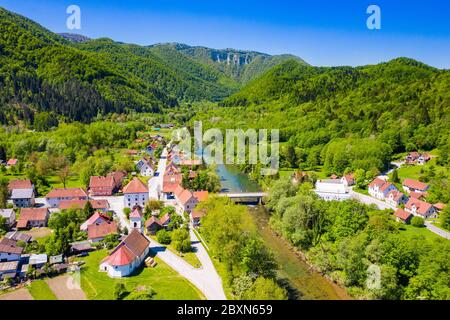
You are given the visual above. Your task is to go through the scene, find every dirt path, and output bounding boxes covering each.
[0,288,34,300]
[46,275,87,300]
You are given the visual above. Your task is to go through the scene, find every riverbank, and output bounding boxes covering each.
[249,206,352,300]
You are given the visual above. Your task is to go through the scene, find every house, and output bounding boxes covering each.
[162,174,183,200]
[88,221,118,243]
[80,211,112,232]
[341,174,355,187]
[386,190,408,208]
[402,179,430,194]
[160,213,171,228]
[368,178,398,200]
[191,210,206,227]
[89,176,115,196]
[433,203,446,213]
[8,179,35,208]
[5,231,31,243]
[49,254,64,265]
[291,171,309,185]
[17,208,49,229]
[405,152,430,165]
[405,198,436,219]
[394,209,413,224]
[180,159,203,167]
[45,188,88,208]
[70,241,93,254]
[10,188,35,208]
[136,158,155,177]
[99,230,150,278]
[0,261,19,280]
[126,150,139,156]
[59,199,110,213]
[6,159,18,167]
[8,179,33,192]
[123,178,149,208]
[193,191,209,203]
[409,191,427,200]
[145,217,163,235]
[417,153,431,165]
[29,254,48,269]
[174,186,198,213]
[0,209,16,227]
[107,171,127,191]
[314,180,351,201]
[129,206,144,231]
[0,238,23,262]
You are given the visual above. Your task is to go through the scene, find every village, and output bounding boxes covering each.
[0,129,226,300]
[312,151,449,239]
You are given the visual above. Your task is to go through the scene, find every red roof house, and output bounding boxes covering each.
[87,221,118,242]
[17,208,49,229]
[394,209,413,224]
[80,212,112,231]
[405,198,435,218]
[45,188,88,208]
[403,179,430,193]
[89,176,115,196]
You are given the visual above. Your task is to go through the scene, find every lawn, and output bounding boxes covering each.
[398,224,443,242]
[394,157,449,181]
[148,235,202,268]
[27,280,57,300]
[74,249,204,300]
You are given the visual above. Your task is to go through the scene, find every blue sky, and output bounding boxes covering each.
[1,0,450,68]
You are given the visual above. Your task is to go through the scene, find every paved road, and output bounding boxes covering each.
[425,222,450,240]
[148,148,168,200]
[349,189,395,210]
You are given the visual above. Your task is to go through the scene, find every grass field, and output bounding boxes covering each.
[394,158,449,181]
[75,250,204,300]
[148,235,202,268]
[27,280,57,300]
[398,224,443,242]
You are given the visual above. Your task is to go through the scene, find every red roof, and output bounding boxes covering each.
[88,222,117,240]
[191,210,206,219]
[368,178,386,188]
[107,171,127,184]
[387,190,405,202]
[160,213,171,225]
[403,179,429,192]
[433,203,446,211]
[395,209,412,221]
[130,207,143,218]
[380,182,394,192]
[0,238,23,255]
[193,191,209,202]
[8,179,32,191]
[123,178,148,194]
[104,243,136,266]
[46,188,88,199]
[405,198,433,216]
[409,191,426,200]
[177,188,195,205]
[162,174,182,193]
[59,199,109,210]
[17,208,49,228]
[7,159,18,166]
[145,216,162,228]
[82,212,111,230]
[89,176,115,188]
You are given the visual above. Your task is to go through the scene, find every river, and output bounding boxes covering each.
[217,164,352,300]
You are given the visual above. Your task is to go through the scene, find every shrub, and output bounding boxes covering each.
[411,216,425,227]
[156,229,172,245]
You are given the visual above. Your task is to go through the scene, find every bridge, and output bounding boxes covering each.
[218,192,268,204]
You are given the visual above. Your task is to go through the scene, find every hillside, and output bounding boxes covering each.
[0,7,175,125]
[149,43,308,84]
[196,58,450,174]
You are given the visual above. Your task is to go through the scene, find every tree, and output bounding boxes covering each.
[57,166,71,188]
[83,201,95,220]
[354,169,367,189]
[0,216,7,235]
[0,176,9,208]
[242,277,287,300]
[441,206,450,230]
[285,145,297,168]
[391,168,400,183]
[411,216,425,228]
[171,229,191,253]
[240,239,277,278]
[114,283,128,300]
[156,229,172,245]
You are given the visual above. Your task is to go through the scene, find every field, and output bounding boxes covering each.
[46,275,87,300]
[398,224,443,242]
[27,280,57,300]
[0,288,34,300]
[393,157,449,181]
[74,249,204,300]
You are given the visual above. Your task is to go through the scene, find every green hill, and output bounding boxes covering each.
[197,58,450,174]
[0,7,176,125]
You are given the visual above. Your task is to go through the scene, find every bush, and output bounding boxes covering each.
[171,229,191,253]
[411,216,425,227]
[156,229,172,245]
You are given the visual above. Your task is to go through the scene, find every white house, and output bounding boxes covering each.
[385,190,408,208]
[99,230,150,278]
[314,180,351,201]
[129,206,144,232]
[45,188,88,208]
[174,185,198,213]
[123,178,149,208]
[10,188,35,208]
[136,158,155,177]
[368,178,397,200]
[402,179,430,194]
[0,238,23,262]
[405,198,436,219]
[0,209,16,227]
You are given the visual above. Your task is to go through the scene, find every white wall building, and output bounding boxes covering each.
[314,180,351,201]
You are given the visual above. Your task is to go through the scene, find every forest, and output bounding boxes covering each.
[267,178,450,300]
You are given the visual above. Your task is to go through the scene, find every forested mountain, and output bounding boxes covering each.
[196,58,450,174]
[0,7,176,125]
[150,43,308,84]
[75,39,240,102]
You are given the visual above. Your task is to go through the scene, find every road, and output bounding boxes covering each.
[425,222,450,240]
[349,189,396,210]
[148,147,168,200]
